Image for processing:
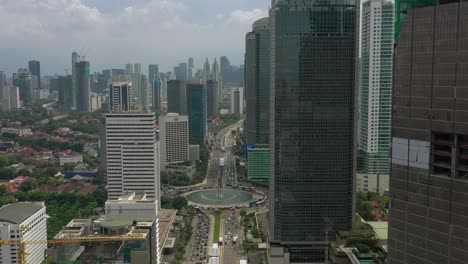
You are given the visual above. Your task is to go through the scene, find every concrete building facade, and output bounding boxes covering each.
[104,112,160,201]
[109,81,133,112]
[167,80,187,115]
[75,61,91,112]
[159,113,189,167]
[389,2,468,264]
[230,87,244,115]
[0,202,47,264]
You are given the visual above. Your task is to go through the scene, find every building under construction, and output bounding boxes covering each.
[51,216,157,264]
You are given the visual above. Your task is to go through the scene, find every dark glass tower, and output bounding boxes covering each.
[58,75,73,111]
[206,80,218,119]
[148,64,159,84]
[167,80,187,115]
[269,0,358,262]
[389,2,468,264]
[28,60,41,90]
[186,83,207,143]
[75,61,90,112]
[245,17,270,146]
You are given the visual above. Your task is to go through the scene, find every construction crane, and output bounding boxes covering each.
[0,232,147,264]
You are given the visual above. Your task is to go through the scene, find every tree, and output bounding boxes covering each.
[0,167,15,180]
[16,169,31,176]
[172,197,188,210]
[0,185,7,196]
[0,155,10,167]
[20,178,37,192]
[63,162,76,172]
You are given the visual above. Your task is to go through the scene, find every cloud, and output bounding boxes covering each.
[0,0,269,74]
[228,8,268,25]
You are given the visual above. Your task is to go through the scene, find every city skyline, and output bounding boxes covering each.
[0,0,269,75]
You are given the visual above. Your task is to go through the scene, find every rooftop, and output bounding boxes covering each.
[0,202,44,224]
[367,221,388,240]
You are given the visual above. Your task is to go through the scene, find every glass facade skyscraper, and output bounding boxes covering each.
[187,83,207,143]
[269,0,358,262]
[245,17,270,146]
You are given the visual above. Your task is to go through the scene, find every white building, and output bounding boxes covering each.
[90,94,102,112]
[358,0,394,191]
[230,87,244,115]
[0,202,47,264]
[105,192,158,219]
[104,112,160,201]
[0,128,32,137]
[109,81,133,112]
[159,113,189,168]
[9,87,21,109]
[58,153,83,166]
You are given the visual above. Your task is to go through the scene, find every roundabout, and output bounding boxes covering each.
[185,188,253,207]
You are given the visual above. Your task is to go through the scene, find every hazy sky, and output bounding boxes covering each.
[0,0,270,76]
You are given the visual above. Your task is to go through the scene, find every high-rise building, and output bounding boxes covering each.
[389,2,468,263]
[268,0,357,262]
[28,60,41,90]
[167,80,187,115]
[0,202,47,264]
[245,17,270,146]
[148,64,159,84]
[72,52,79,109]
[220,56,230,81]
[125,63,134,75]
[109,81,133,112]
[159,113,189,167]
[206,80,218,118]
[14,69,33,106]
[111,69,126,77]
[130,73,149,110]
[75,61,91,112]
[0,71,6,106]
[188,58,194,80]
[211,59,220,82]
[230,87,244,115]
[357,0,394,193]
[186,83,207,142]
[203,59,211,83]
[178,63,188,81]
[152,76,161,111]
[104,112,160,201]
[8,86,20,110]
[58,75,73,111]
[134,63,142,74]
[248,147,270,180]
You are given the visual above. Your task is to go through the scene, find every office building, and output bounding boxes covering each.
[58,75,73,111]
[248,148,270,180]
[245,17,270,146]
[104,112,160,201]
[203,59,211,83]
[130,73,149,110]
[160,113,189,167]
[134,63,142,74]
[75,61,91,112]
[187,84,207,142]
[148,64,159,84]
[177,63,188,81]
[207,80,218,118]
[90,94,102,112]
[167,80,187,115]
[28,60,41,90]
[152,76,162,111]
[357,0,394,193]
[72,51,79,109]
[268,0,357,262]
[13,69,33,106]
[105,192,158,219]
[188,58,194,80]
[0,202,47,264]
[112,69,126,77]
[126,63,134,75]
[109,81,133,112]
[0,71,7,108]
[8,86,20,110]
[388,2,468,264]
[230,87,244,115]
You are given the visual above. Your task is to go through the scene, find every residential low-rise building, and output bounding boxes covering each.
[0,202,47,264]
[58,153,83,166]
[0,128,33,137]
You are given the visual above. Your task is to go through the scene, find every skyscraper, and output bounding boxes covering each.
[72,51,79,109]
[389,2,468,263]
[28,60,41,90]
[188,58,194,80]
[0,71,6,105]
[186,83,207,142]
[167,80,187,115]
[14,69,33,106]
[125,63,134,75]
[130,73,149,110]
[268,0,358,262]
[357,0,394,193]
[211,59,220,82]
[160,113,189,168]
[152,76,161,111]
[75,61,91,112]
[109,81,133,112]
[245,17,270,146]
[148,64,159,84]
[206,80,218,118]
[203,59,211,83]
[58,75,73,111]
[134,63,142,74]
[104,112,160,201]
[230,87,244,115]
[179,63,188,81]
